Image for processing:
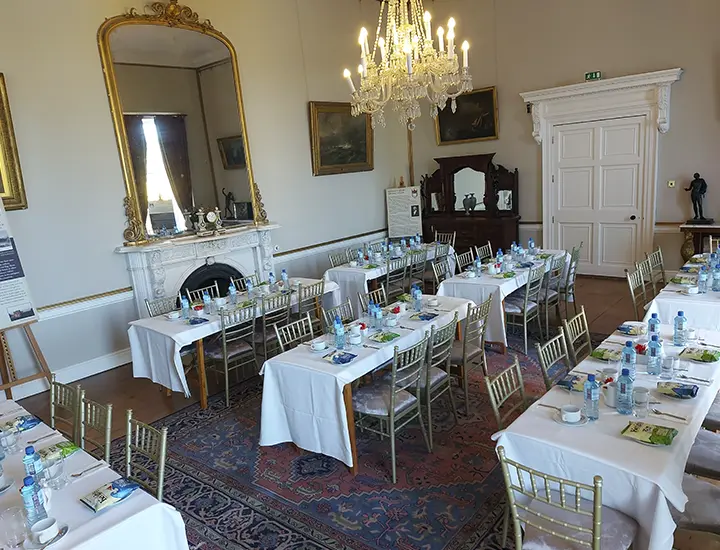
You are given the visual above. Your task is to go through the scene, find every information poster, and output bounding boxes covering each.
[0,200,35,330]
[386,186,422,238]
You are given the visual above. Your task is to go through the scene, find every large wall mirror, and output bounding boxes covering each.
[98,0,267,245]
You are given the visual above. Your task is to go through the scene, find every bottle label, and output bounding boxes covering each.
[585,387,599,401]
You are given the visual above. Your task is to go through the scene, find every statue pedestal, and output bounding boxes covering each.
[685,218,715,225]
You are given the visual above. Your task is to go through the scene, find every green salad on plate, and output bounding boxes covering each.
[590,347,622,361]
[680,347,720,363]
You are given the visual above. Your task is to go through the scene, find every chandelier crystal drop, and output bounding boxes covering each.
[343,0,472,130]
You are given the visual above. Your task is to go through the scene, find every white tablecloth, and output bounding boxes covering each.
[129,278,340,396]
[494,324,720,550]
[0,401,188,550]
[324,243,456,315]
[437,250,568,346]
[259,295,473,466]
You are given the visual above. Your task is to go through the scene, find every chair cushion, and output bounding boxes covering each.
[253,330,279,343]
[450,341,481,365]
[352,384,417,416]
[521,493,637,550]
[383,366,447,389]
[505,298,538,314]
[686,428,720,479]
[672,473,720,533]
[205,339,252,361]
[702,392,720,431]
[539,288,559,300]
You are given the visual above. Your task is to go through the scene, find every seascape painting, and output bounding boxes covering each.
[435,86,499,145]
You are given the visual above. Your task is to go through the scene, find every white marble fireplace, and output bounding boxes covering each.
[116,224,279,317]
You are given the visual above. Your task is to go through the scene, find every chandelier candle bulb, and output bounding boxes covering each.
[447,29,455,59]
[378,37,387,64]
[423,11,432,38]
[343,69,356,93]
[437,26,444,53]
[359,27,369,58]
[462,41,469,68]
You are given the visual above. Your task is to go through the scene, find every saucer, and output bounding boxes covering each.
[552,412,589,427]
[23,525,68,549]
[0,479,15,495]
[309,346,328,354]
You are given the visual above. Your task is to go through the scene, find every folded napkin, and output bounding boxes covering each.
[670,275,696,285]
[492,271,516,279]
[1,414,41,433]
[323,350,357,365]
[680,266,700,273]
[518,262,535,269]
[556,374,584,392]
[621,421,678,446]
[368,331,401,344]
[656,381,698,399]
[409,312,438,322]
[590,347,623,361]
[679,347,720,363]
[617,324,646,336]
[536,253,553,260]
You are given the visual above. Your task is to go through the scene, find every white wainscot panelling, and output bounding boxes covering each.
[600,165,638,208]
[559,167,593,210]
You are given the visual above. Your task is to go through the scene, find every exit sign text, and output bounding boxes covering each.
[585,71,602,81]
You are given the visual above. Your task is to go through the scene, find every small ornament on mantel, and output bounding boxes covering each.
[398,176,406,188]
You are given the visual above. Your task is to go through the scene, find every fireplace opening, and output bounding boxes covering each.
[180,263,244,300]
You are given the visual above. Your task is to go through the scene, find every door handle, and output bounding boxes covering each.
[630,215,637,220]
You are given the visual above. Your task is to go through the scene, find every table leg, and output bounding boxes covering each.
[343,384,358,476]
[196,339,208,409]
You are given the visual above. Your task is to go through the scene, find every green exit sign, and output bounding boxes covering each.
[585,71,602,81]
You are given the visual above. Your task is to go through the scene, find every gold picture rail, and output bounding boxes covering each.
[275,228,388,258]
[37,287,133,312]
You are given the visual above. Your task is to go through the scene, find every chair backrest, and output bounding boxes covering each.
[388,333,430,400]
[625,268,648,321]
[231,273,260,293]
[545,254,567,292]
[408,249,428,283]
[497,446,603,550]
[463,295,493,375]
[485,356,528,429]
[475,241,493,262]
[385,256,409,300]
[297,280,325,321]
[455,249,475,273]
[221,301,257,350]
[710,236,720,253]
[434,242,451,261]
[145,296,179,317]
[434,230,456,248]
[427,313,458,373]
[328,249,349,268]
[368,240,384,253]
[644,247,666,288]
[562,305,593,365]
[126,409,168,502]
[359,284,388,313]
[275,312,315,352]
[432,258,451,287]
[635,257,656,298]
[79,392,113,463]
[322,298,355,331]
[564,242,583,290]
[535,332,572,391]
[260,292,291,335]
[185,281,220,303]
[50,374,81,444]
[516,265,545,310]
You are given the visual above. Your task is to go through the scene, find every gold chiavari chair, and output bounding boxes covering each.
[275,313,315,352]
[562,306,593,366]
[385,256,409,302]
[644,247,666,290]
[505,265,545,354]
[485,356,531,430]
[322,298,355,332]
[559,242,583,318]
[79,392,113,463]
[455,248,475,273]
[475,241,493,262]
[434,230,456,248]
[50,374,82,444]
[358,284,388,313]
[535,332,572,392]
[185,281,220,303]
[625,267,649,321]
[125,409,168,502]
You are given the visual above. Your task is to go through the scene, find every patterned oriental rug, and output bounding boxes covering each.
[111,334,606,550]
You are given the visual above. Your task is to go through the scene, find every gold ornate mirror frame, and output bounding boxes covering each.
[97,0,267,245]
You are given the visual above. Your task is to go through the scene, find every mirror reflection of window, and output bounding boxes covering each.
[453,168,486,211]
[498,190,513,211]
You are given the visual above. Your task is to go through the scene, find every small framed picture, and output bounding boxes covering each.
[217,135,247,170]
[435,86,499,145]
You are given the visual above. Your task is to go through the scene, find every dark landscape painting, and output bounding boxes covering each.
[309,102,373,176]
[436,86,498,145]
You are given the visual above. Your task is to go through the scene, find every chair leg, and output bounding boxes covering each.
[523,317,528,355]
[463,364,470,416]
[390,418,397,484]
[572,291,578,315]
[224,361,230,408]
[416,401,431,454]
[447,383,459,426]
[426,387,433,451]
[501,504,510,547]
[544,306,550,341]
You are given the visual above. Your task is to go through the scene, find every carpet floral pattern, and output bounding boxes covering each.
[111,337,560,550]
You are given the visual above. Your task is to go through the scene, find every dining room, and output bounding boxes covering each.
[0,0,720,549]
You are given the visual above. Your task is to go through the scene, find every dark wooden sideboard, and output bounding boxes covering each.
[420,153,520,253]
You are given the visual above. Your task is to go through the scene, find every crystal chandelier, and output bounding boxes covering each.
[343,0,472,130]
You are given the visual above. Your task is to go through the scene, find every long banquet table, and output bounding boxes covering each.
[436,250,568,348]
[0,400,188,550]
[128,277,340,408]
[259,294,473,470]
[493,323,720,550]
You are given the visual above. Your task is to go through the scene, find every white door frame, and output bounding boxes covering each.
[520,69,683,264]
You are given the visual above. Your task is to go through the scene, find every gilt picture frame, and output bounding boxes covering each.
[309,101,373,176]
[0,74,28,210]
[435,86,499,146]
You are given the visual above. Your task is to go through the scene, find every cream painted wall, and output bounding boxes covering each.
[198,61,251,206]
[113,64,218,208]
[412,0,720,234]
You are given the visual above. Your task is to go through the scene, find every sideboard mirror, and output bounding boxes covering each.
[98,0,267,245]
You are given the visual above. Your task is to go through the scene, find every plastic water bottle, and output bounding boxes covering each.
[416,233,422,246]
[281,269,289,288]
[647,313,661,337]
[375,304,383,329]
[698,266,708,293]
[202,291,213,315]
[621,341,636,380]
[268,271,276,290]
[245,278,254,298]
[528,238,535,253]
[181,296,190,319]
[21,476,47,529]
[647,335,662,376]
[583,374,600,420]
[413,285,423,312]
[357,248,364,266]
[712,264,720,292]
[673,310,687,346]
[23,446,43,481]
[367,300,375,326]
[616,368,634,415]
[496,248,504,264]
[334,315,346,350]
[228,282,237,305]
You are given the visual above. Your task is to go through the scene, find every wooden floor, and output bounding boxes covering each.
[18,275,632,433]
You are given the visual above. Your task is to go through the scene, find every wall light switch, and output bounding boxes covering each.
[668,180,676,188]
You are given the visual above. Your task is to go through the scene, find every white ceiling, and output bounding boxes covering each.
[110,25,230,68]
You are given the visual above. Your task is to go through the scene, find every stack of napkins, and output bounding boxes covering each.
[657,381,698,399]
[621,421,678,446]
[679,347,720,363]
[556,374,583,392]
[617,324,646,336]
[590,347,623,361]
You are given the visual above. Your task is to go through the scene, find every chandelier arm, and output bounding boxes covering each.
[371,0,387,61]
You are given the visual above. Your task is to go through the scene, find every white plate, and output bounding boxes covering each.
[23,525,69,549]
[552,412,589,427]
[309,346,329,354]
[0,479,15,495]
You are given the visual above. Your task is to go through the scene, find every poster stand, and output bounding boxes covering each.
[0,321,51,399]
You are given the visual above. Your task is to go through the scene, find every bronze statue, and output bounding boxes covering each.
[686,173,708,220]
[222,188,236,219]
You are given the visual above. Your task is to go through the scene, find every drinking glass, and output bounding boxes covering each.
[633,387,649,418]
[0,427,20,455]
[41,454,68,490]
[1,506,26,548]
[660,357,677,380]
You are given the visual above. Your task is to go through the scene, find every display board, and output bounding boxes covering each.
[0,199,35,330]
[386,186,422,238]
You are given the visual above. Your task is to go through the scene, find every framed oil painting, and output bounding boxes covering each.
[435,86,499,146]
[309,101,373,176]
[217,135,246,169]
[0,74,28,210]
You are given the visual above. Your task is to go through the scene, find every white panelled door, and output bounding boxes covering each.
[552,116,646,277]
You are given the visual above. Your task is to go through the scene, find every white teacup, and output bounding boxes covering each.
[385,317,398,327]
[427,298,439,307]
[348,261,358,268]
[31,517,58,544]
[397,303,407,314]
[466,270,477,278]
[165,311,180,320]
[215,297,227,309]
[310,339,327,352]
[685,286,699,295]
[350,324,361,336]
[560,404,582,423]
[602,382,618,408]
[348,334,362,346]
